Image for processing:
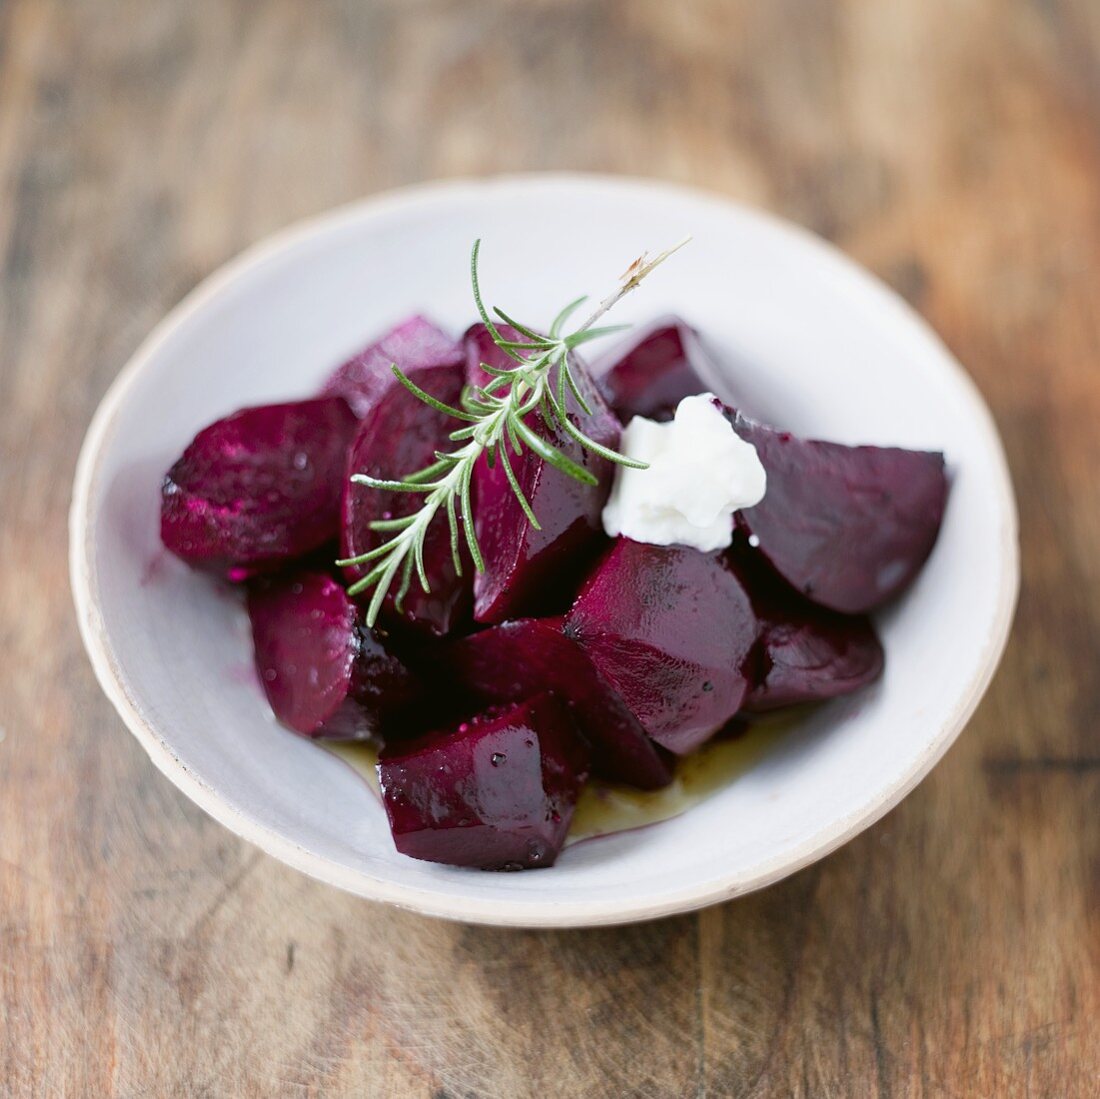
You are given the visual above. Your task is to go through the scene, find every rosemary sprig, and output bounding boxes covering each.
[338,237,690,625]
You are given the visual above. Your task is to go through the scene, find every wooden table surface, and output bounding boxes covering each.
[2,0,1098,1094]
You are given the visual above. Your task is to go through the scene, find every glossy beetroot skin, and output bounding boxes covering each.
[594,316,713,422]
[248,571,421,740]
[466,324,622,624]
[161,398,357,579]
[378,693,590,870]
[446,617,674,790]
[745,607,883,712]
[732,553,884,712]
[564,539,758,755]
[727,411,949,614]
[342,362,472,637]
[320,315,463,419]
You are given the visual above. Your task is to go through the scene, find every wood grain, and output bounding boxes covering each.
[1,0,1098,1094]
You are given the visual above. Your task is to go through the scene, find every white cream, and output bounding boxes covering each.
[601,394,766,552]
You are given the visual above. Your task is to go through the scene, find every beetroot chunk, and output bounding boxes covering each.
[745,608,884,712]
[320,315,463,419]
[565,540,758,755]
[342,362,472,637]
[161,398,357,578]
[730,412,949,614]
[737,560,884,711]
[378,693,590,870]
[466,324,622,623]
[446,617,674,790]
[248,571,420,740]
[595,316,713,422]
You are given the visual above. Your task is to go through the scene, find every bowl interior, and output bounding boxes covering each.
[72,176,1017,926]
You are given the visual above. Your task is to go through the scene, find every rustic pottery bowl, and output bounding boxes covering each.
[71,175,1018,927]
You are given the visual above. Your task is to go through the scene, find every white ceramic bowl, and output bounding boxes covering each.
[70,175,1018,927]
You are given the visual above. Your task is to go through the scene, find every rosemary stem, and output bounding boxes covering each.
[573,236,692,335]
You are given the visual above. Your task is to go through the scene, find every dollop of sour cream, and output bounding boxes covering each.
[601,394,767,552]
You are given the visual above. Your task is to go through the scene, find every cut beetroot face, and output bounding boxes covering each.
[378,693,590,870]
[466,324,622,623]
[320,315,463,419]
[161,397,357,578]
[734,554,885,711]
[729,411,949,614]
[341,361,472,637]
[594,316,714,422]
[446,617,674,790]
[248,571,421,740]
[564,539,758,755]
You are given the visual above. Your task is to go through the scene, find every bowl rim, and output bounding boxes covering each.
[69,172,1020,927]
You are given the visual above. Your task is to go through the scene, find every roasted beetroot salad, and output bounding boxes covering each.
[161,313,947,872]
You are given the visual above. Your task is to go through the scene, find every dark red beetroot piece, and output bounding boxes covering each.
[320,315,463,419]
[729,411,949,614]
[161,398,357,579]
[564,540,758,755]
[745,607,884,712]
[248,571,420,740]
[594,316,714,422]
[466,324,622,624]
[342,361,472,637]
[734,554,885,711]
[446,617,674,790]
[378,693,590,870]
